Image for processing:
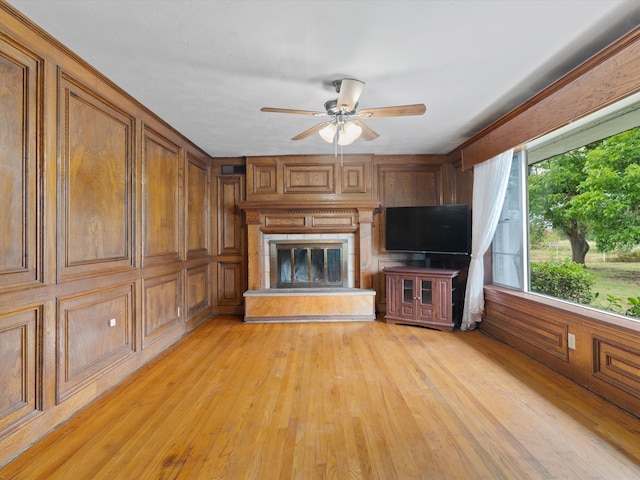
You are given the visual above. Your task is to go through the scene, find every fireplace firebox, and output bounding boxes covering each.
[270,240,348,288]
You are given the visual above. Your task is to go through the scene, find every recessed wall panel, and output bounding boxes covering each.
[57,285,134,402]
[143,129,181,265]
[59,73,134,280]
[0,39,40,288]
[0,307,42,436]
[187,154,210,258]
[142,272,181,348]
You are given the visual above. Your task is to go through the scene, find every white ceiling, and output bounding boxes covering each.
[6,0,640,158]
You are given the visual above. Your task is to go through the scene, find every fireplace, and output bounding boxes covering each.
[270,240,348,288]
[263,233,355,289]
[240,200,379,322]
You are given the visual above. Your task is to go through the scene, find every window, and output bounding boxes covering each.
[492,93,640,320]
[492,151,525,289]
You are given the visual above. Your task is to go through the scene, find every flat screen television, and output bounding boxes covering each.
[385,204,470,256]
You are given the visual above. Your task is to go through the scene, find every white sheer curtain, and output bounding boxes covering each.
[461,148,514,330]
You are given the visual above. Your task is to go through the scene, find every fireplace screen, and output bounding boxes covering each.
[270,240,348,288]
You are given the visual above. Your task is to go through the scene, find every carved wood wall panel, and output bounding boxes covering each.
[252,162,278,195]
[187,263,211,320]
[143,128,182,265]
[57,284,134,402]
[216,261,243,307]
[377,164,441,207]
[484,298,568,361]
[186,153,211,259]
[373,159,444,276]
[453,161,473,207]
[592,335,640,399]
[342,163,367,194]
[142,272,181,348]
[284,163,335,194]
[0,306,42,436]
[246,155,373,201]
[216,175,244,256]
[0,39,40,289]
[58,73,134,281]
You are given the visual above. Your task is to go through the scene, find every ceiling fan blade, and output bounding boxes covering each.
[352,120,379,141]
[358,104,426,118]
[337,79,365,112]
[291,121,332,140]
[261,107,326,116]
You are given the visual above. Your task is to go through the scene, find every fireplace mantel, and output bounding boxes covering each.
[240,200,380,291]
[241,200,380,227]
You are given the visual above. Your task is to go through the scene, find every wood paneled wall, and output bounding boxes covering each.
[0,3,214,465]
[205,153,471,314]
[222,154,471,311]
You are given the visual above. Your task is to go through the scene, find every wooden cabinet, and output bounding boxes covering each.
[384,267,460,332]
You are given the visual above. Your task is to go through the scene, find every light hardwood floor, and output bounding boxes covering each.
[1,316,639,479]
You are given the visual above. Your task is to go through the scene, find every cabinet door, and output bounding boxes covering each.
[435,278,452,324]
[417,278,435,320]
[398,276,417,320]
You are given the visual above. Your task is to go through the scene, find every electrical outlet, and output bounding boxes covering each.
[568,332,576,350]
[109,318,116,328]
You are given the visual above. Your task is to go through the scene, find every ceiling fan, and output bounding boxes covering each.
[260,78,426,146]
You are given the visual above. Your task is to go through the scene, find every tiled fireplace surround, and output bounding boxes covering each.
[241,201,379,322]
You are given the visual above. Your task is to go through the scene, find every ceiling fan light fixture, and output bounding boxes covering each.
[319,123,337,143]
[337,121,362,146]
[261,77,425,145]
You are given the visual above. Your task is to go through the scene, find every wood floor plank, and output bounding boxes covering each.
[1,316,640,479]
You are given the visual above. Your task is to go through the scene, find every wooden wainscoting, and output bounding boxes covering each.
[483,286,640,417]
[1,317,639,478]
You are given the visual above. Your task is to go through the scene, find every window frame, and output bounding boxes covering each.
[491,92,640,324]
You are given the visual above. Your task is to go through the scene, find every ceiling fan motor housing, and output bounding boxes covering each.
[324,99,357,116]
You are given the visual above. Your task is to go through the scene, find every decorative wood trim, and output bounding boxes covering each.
[245,155,374,201]
[592,335,640,398]
[459,26,640,169]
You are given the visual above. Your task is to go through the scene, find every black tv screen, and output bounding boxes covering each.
[385,204,470,255]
